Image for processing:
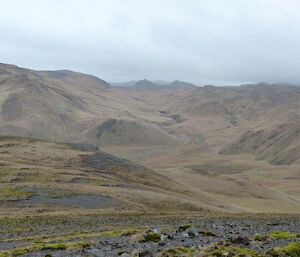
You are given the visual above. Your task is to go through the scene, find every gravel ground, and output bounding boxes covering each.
[13,216,300,257]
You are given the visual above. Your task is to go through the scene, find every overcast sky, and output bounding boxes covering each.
[1,0,300,85]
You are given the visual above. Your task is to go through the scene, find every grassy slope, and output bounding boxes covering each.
[0,137,299,216]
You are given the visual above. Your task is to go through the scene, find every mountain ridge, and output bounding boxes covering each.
[0,63,300,166]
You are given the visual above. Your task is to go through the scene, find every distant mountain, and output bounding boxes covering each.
[1,63,300,166]
[0,63,111,88]
[160,82,300,120]
[153,80,170,85]
[132,79,161,90]
[114,79,197,91]
[0,63,111,141]
[110,80,137,87]
[168,80,196,89]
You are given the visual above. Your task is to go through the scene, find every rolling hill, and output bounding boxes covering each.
[1,63,300,166]
[0,63,299,215]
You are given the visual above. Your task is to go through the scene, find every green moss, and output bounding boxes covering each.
[162,247,196,257]
[269,231,297,240]
[141,232,161,242]
[68,241,90,250]
[254,234,267,241]
[178,247,195,253]
[11,249,28,257]
[178,224,192,231]
[236,247,258,257]
[0,241,90,256]
[0,227,139,245]
[0,186,32,200]
[20,172,54,184]
[268,243,300,257]
[0,248,29,257]
[211,251,222,257]
[199,230,216,237]
[86,228,138,239]
[40,243,68,250]
[165,248,177,255]
[205,245,259,257]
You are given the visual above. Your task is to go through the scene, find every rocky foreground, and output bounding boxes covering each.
[2,217,298,257]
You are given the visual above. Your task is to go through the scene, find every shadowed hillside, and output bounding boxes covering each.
[220,123,300,165]
[85,119,177,147]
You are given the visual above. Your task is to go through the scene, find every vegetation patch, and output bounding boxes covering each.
[41,228,139,244]
[269,231,298,240]
[0,227,139,248]
[0,241,90,257]
[178,224,192,231]
[236,247,258,257]
[19,171,54,184]
[267,243,300,257]
[162,246,196,257]
[205,245,258,257]
[199,230,216,237]
[254,234,268,241]
[140,232,161,243]
[0,186,33,200]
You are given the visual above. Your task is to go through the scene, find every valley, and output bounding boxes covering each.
[0,64,299,256]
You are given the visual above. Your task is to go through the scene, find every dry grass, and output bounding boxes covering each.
[0,137,299,216]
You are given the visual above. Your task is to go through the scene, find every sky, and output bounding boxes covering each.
[1,0,300,85]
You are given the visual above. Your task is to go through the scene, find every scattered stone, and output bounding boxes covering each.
[138,250,153,257]
[230,236,250,245]
[141,228,161,243]
[119,253,131,257]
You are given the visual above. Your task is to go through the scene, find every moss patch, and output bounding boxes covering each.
[267,243,300,257]
[206,245,258,257]
[236,247,258,257]
[162,247,196,257]
[0,241,90,257]
[254,234,268,241]
[178,224,192,231]
[199,230,216,237]
[269,231,298,240]
[0,186,33,200]
[140,232,161,243]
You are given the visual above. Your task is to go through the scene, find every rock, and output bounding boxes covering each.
[120,253,131,257]
[167,234,174,240]
[230,236,250,245]
[222,252,235,257]
[141,228,161,242]
[187,230,197,238]
[138,250,153,257]
[182,232,189,238]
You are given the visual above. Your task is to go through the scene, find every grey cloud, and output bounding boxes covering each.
[0,0,300,85]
